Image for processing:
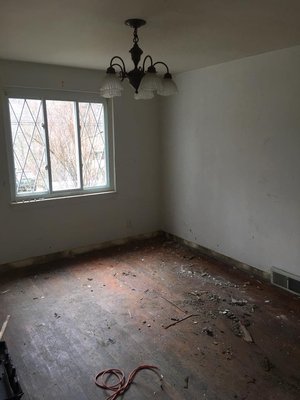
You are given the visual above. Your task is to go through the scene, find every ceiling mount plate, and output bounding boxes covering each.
[125,19,146,29]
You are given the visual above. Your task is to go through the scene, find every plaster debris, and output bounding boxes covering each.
[202,327,214,336]
[122,271,137,277]
[238,322,253,343]
[231,298,248,306]
[219,309,230,315]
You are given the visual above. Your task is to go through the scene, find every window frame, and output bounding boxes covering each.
[3,87,115,203]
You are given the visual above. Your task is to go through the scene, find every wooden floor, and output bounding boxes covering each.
[0,237,299,400]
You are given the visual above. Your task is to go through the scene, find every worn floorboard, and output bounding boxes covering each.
[0,237,299,400]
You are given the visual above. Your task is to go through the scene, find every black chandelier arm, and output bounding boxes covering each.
[110,63,127,80]
[109,56,127,74]
[111,62,123,71]
[153,61,170,74]
[142,55,154,72]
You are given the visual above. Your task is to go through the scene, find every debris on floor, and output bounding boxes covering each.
[159,294,187,313]
[164,314,200,329]
[262,356,274,372]
[231,298,248,306]
[238,322,254,343]
[202,327,214,337]
[184,376,189,389]
[1,236,299,400]
[122,271,137,277]
[0,315,10,340]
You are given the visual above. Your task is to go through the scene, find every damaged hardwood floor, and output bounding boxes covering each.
[0,237,299,400]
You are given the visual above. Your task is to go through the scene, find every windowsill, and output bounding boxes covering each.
[10,189,117,208]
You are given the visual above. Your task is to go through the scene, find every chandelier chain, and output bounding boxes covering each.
[133,28,139,44]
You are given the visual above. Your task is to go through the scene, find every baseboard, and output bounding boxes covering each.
[165,232,270,281]
[0,231,163,274]
[0,230,270,281]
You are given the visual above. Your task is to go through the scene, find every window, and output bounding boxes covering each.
[5,90,114,202]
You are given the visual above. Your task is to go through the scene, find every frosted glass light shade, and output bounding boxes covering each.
[134,90,155,100]
[139,72,163,93]
[100,73,123,98]
[157,76,178,96]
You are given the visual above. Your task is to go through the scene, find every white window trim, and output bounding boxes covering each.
[3,87,116,203]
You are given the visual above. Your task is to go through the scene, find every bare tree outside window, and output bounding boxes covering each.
[47,100,80,191]
[79,102,106,188]
[8,97,108,199]
[9,98,48,194]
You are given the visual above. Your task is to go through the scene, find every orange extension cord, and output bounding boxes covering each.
[95,365,160,400]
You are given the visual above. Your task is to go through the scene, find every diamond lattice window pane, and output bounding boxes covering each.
[46,100,80,191]
[8,98,49,195]
[79,102,107,188]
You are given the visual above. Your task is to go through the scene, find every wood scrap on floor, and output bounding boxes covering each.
[164,314,201,329]
[0,315,10,340]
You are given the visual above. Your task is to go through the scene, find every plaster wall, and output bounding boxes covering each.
[161,46,300,275]
[0,61,160,264]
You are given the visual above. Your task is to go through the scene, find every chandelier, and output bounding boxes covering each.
[100,19,178,100]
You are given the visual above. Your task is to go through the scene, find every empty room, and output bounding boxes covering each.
[0,1,299,399]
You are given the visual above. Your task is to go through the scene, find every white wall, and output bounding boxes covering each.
[2,46,299,275]
[0,61,160,264]
[161,46,300,275]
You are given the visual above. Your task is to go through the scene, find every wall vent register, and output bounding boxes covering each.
[271,267,300,296]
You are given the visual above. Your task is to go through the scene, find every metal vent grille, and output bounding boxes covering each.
[271,268,300,296]
[272,272,288,288]
[288,279,300,295]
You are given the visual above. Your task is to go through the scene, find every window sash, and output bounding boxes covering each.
[3,88,114,202]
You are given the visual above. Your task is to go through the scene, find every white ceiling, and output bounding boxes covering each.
[0,0,300,74]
